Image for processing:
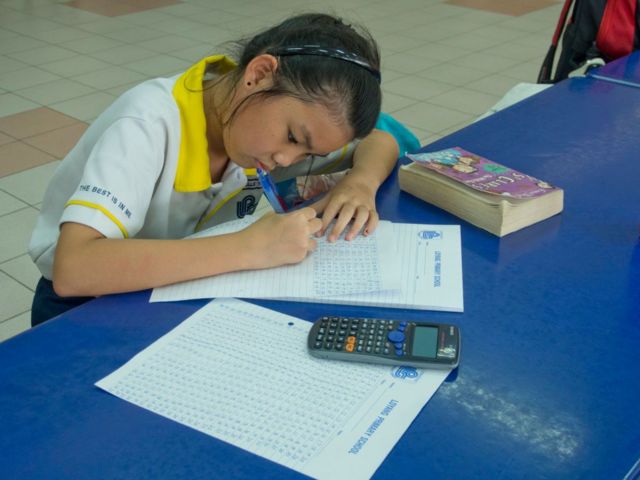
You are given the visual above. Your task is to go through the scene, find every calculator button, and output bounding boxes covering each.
[346,336,356,345]
[345,344,354,353]
[314,342,322,349]
[387,331,405,343]
[335,343,343,350]
[384,348,390,355]
[395,349,403,356]
[394,342,403,349]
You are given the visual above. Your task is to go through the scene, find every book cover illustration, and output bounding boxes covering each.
[406,147,559,199]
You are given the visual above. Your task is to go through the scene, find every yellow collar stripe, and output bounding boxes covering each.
[172,55,236,192]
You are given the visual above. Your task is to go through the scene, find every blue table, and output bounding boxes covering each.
[589,50,640,88]
[1,76,639,480]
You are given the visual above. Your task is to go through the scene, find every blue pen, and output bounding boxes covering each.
[256,166,288,214]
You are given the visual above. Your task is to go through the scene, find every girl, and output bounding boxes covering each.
[28,13,404,326]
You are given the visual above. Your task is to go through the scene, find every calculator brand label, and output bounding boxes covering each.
[392,366,421,381]
[418,230,442,240]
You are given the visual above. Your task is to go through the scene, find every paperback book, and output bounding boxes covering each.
[399,147,563,237]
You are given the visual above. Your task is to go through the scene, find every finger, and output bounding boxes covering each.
[319,200,344,237]
[308,196,329,216]
[296,206,317,221]
[345,207,371,241]
[363,210,379,236]
[308,217,323,235]
[307,237,318,253]
[328,205,357,242]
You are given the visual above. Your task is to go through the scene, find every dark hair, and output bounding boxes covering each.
[216,13,381,139]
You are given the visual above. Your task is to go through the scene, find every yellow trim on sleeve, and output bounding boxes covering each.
[172,55,237,193]
[65,200,129,238]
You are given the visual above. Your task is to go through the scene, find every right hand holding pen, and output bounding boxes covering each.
[242,207,322,269]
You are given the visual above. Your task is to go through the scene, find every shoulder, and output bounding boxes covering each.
[100,76,181,125]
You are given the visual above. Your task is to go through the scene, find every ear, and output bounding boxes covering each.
[243,54,278,89]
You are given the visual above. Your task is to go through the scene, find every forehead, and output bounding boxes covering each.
[265,96,353,151]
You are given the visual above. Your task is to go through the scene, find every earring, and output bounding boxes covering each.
[247,81,252,86]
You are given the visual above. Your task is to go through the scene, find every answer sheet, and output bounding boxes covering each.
[96,299,451,480]
[150,218,400,302]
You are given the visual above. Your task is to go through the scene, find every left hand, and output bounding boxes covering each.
[309,173,379,242]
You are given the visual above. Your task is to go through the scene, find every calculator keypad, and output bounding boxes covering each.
[312,316,407,357]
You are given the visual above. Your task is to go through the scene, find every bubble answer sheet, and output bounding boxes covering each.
[96,299,451,480]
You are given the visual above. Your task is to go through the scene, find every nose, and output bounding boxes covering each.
[272,148,301,168]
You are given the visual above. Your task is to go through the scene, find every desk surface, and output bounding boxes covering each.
[1,77,640,480]
[589,50,640,87]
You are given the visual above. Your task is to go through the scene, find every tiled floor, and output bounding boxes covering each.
[0,0,562,341]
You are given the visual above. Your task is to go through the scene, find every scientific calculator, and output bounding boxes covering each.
[307,316,460,369]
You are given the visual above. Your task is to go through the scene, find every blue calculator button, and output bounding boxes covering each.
[400,321,408,327]
[394,342,403,349]
[387,330,405,343]
[398,325,406,332]
[395,349,404,356]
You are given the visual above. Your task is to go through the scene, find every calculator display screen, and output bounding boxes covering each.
[411,326,438,358]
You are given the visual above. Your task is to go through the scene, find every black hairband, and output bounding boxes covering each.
[268,45,381,83]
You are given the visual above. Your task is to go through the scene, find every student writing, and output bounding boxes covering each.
[28,13,404,326]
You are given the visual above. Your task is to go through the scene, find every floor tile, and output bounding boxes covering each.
[1,254,41,291]
[428,87,500,115]
[0,311,31,343]
[384,76,454,102]
[392,101,474,132]
[23,26,92,43]
[0,131,13,147]
[0,161,60,205]
[102,25,166,43]
[0,35,48,56]
[417,63,491,87]
[0,207,40,263]
[74,65,147,89]
[23,124,87,159]
[0,141,56,177]
[40,55,112,77]
[446,0,560,16]
[382,92,419,114]
[4,17,64,35]
[89,44,157,64]
[450,51,522,73]
[7,45,78,66]
[0,55,28,75]
[0,189,28,215]
[383,53,441,75]
[60,35,124,54]
[136,35,202,54]
[65,0,182,17]
[0,107,79,139]
[123,54,191,77]
[0,93,40,117]
[50,91,115,122]
[466,73,523,96]
[15,78,96,105]
[0,67,61,91]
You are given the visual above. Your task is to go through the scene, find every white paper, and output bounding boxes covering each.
[152,220,463,312]
[274,223,463,311]
[151,218,399,302]
[96,299,450,480]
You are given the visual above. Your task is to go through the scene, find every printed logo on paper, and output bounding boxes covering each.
[418,230,442,240]
[391,366,421,381]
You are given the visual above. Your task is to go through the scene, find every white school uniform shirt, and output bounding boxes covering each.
[28,55,356,280]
